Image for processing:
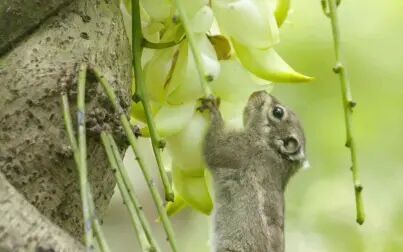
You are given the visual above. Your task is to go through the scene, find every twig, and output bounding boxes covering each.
[108,134,160,251]
[323,0,365,225]
[88,192,111,252]
[100,132,152,252]
[142,37,184,49]
[171,0,213,97]
[61,92,111,252]
[61,95,79,159]
[90,66,179,252]
[131,0,174,202]
[76,63,95,250]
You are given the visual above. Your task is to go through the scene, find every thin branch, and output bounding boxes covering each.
[61,93,111,252]
[90,66,179,252]
[131,0,174,202]
[324,0,365,225]
[100,132,152,252]
[108,134,160,251]
[76,63,95,250]
[61,96,79,157]
[142,37,184,49]
[172,0,213,97]
[88,192,111,252]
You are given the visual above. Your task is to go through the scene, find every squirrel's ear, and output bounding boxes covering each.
[274,135,305,161]
[281,136,300,154]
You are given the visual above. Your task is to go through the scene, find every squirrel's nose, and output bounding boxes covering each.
[248,90,269,104]
[249,90,268,99]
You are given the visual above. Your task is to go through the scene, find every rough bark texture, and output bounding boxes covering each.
[0,0,132,247]
[0,0,73,55]
[0,173,84,252]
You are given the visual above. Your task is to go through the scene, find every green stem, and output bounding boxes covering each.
[90,66,179,252]
[108,134,160,252]
[76,63,95,250]
[61,94,79,156]
[142,38,183,49]
[132,0,174,202]
[88,192,111,252]
[61,93,111,252]
[101,132,151,252]
[325,0,365,225]
[172,0,212,97]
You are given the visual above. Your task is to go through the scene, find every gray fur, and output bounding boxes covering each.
[202,91,306,252]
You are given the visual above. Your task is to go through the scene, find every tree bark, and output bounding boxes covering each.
[0,173,84,252]
[0,0,73,55]
[0,0,132,248]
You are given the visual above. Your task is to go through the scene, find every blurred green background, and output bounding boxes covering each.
[102,1,403,251]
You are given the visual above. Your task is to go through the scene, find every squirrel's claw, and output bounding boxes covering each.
[197,95,220,112]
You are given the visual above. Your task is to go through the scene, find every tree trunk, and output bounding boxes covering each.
[0,173,84,251]
[0,0,132,248]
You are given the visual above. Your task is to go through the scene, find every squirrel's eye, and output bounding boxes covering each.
[272,106,284,119]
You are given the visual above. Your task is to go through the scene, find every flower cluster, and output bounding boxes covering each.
[122,0,311,215]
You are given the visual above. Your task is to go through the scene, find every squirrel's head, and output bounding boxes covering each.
[243,90,309,172]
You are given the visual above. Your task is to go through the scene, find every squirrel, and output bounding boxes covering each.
[200,90,308,252]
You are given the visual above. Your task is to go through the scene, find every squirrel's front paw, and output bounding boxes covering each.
[197,95,220,113]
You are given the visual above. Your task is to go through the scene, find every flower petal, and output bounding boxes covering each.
[208,35,232,60]
[166,111,208,176]
[172,163,213,215]
[274,0,291,27]
[180,0,209,17]
[210,59,272,102]
[144,47,179,103]
[191,6,214,33]
[167,35,220,104]
[141,0,172,21]
[212,0,279,48]
[142,21,165,42]
[165,193,188,216]
[233,39,313,82]
[130,100,161,123]
[142,102,196,137]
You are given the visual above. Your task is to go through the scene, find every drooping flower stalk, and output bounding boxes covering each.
[101,132,152,252]
[322,0,365,225]
[131,0,175,202]
[172,0,213,98]
[62,90,111,252]
[91,66,179,252]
